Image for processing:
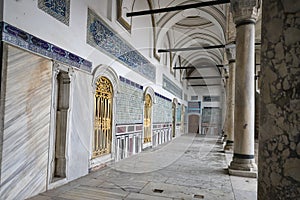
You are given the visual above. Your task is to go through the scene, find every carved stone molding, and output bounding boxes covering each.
[230,0,260,25]
[226,44,236,62]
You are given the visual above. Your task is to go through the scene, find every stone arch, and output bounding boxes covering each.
[129,0,158,60]
[143,86,156,104]
[90,65,119,166]
[92,65,119,96]
[172,98,178,107]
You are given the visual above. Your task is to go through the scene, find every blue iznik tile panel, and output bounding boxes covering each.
[0,22,92,72]
[38,0,70,25]
[116,76,144,125]
[162,74,182,98]
[87,9,156,82]
[153,93,172,123]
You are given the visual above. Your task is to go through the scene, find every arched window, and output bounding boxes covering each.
[93,77,113,158]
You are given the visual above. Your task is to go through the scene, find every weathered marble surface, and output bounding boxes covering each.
[229,0,260,173]
[224,46,236,151]
[67,69,93,181]
[258,0,300,199]
[0,45,52,199]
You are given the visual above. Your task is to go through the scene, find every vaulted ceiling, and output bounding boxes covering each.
[119,0,261,88]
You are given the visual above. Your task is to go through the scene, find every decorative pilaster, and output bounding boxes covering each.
[228,0,260,176]
[224,44,236,152]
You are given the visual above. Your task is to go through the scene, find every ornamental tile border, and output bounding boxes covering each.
[119,76,143,90]
[0,22,92,72]
[155,92,172,102]
[87,8,156,82]
[162,74,182,99]
[38,0,70,25]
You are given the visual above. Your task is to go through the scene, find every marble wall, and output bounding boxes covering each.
[67,69,92,181]
[0,45,52,199]
[258,0,300,199]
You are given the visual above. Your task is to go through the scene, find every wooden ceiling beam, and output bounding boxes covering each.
[158,44,225,53]
[173,65,224,69]
[189,84,221,86]
[183,76,221,79]
[126,0,230,17]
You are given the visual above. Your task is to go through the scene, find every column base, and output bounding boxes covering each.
[229,156,257,178]
[228,168,257,178]
[217,135,225,144]
[222,134,228,142]
[224,140,234,152]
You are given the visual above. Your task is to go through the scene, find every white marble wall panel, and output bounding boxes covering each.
[68,70,93,180]
[0,45,52,199]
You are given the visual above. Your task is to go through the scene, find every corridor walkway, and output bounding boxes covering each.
[29,134,257,200]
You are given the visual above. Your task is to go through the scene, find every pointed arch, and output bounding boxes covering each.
[143,86,156,104]
[91,65,119,163]
[92,65,119,96]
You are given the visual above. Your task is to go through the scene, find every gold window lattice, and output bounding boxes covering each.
[144,94,152,143]
[93,77,113,158]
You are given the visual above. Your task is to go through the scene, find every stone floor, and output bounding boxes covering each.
[29,134,257,200]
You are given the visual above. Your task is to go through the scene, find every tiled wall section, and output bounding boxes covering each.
[201,107,221,135]
[153,93,172,123]
[0,45,52,199]
[162,74,182,98]
[1,22,92,72]
[116,76,143,125]
[87,9,156,82]
[38,0,70,25]
[258,0,300,199]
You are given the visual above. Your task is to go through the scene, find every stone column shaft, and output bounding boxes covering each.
[229,0,260,174]
[224,53,235,151]
[223,75,229,140]
[233,24,255,156]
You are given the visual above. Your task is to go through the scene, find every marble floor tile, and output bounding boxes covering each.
[124,192,173,200]
[234,189,257,200]
[30,134,258,200]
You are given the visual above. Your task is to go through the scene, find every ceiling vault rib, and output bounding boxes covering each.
[126,0,230,17]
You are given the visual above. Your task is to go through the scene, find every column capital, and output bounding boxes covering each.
[226,43,236,62]
[230,0,260,26]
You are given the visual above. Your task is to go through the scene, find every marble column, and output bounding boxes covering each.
[258,0,300,199]
[229,0,260,175]
[222,73,229,142]
[224,45,236,151]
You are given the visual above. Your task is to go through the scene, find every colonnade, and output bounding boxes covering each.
[223,0,260,176]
